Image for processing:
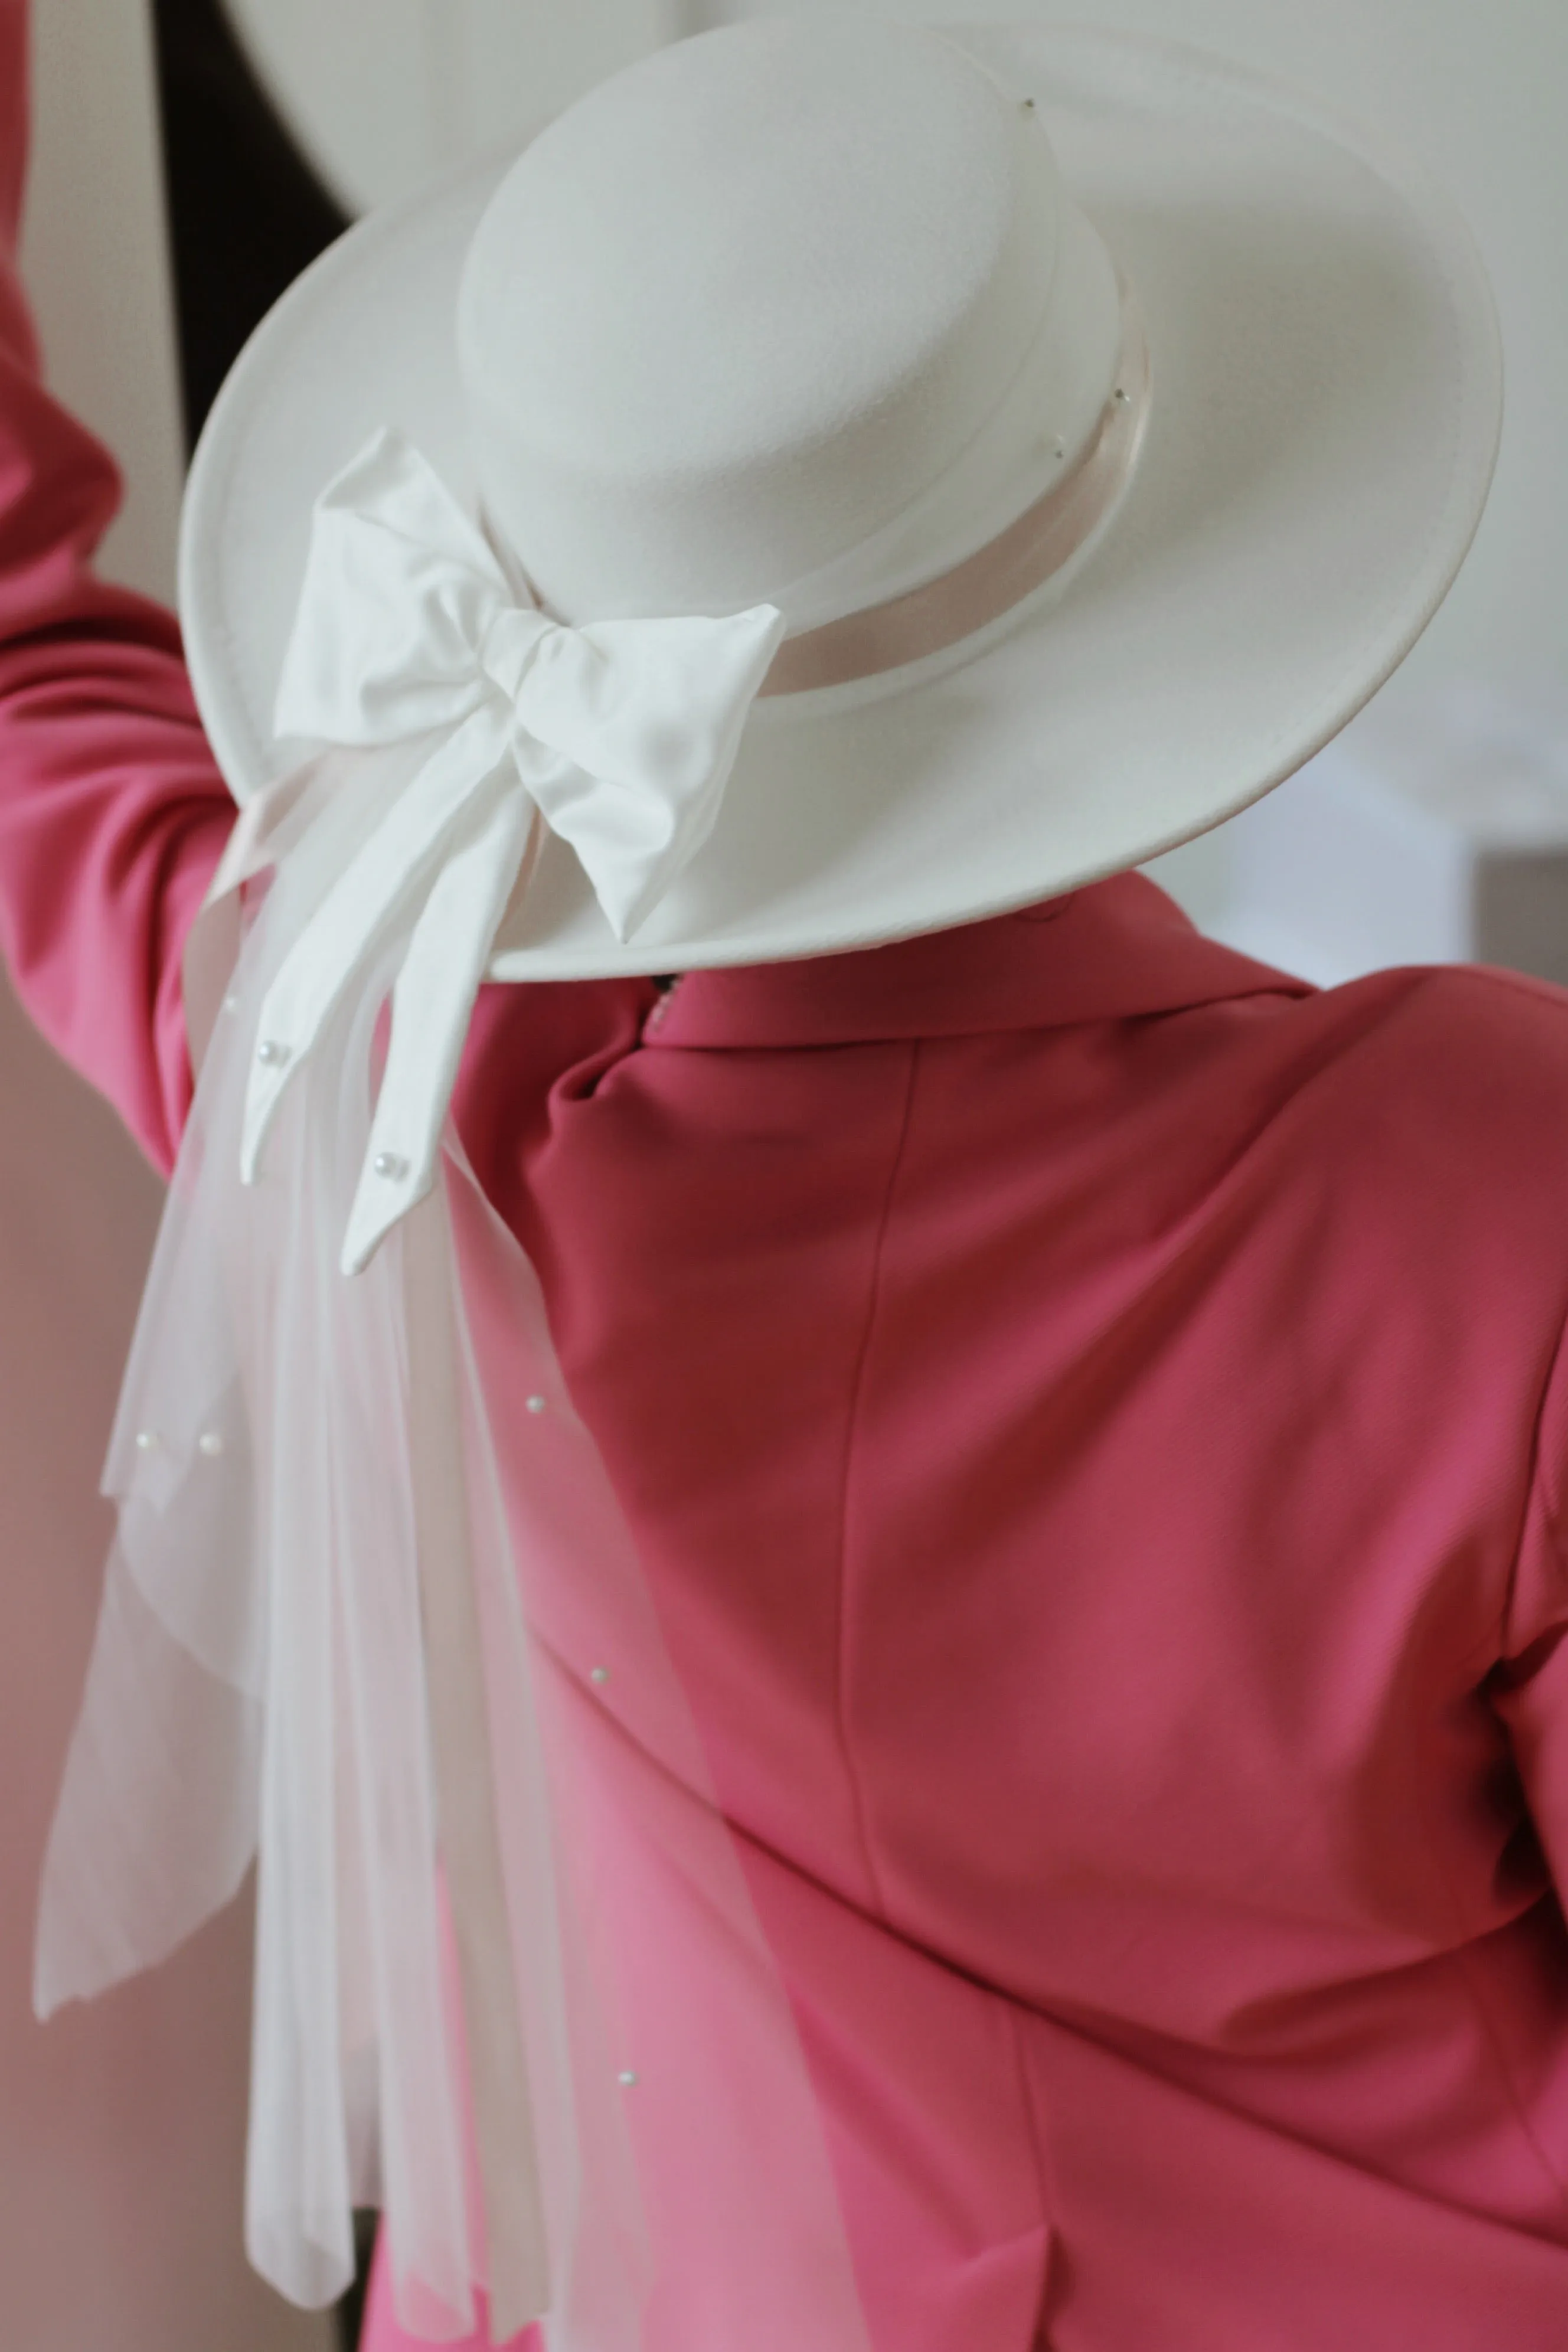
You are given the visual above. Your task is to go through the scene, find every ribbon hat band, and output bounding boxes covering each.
[243,429,786,1274]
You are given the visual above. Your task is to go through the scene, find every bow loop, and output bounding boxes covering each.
[514,607,789,943]
[249,429,786,1269]
[275,429,509,749]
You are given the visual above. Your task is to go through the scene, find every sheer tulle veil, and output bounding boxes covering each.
[33,741,873,2348]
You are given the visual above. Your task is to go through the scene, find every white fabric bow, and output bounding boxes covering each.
[245,428,785,1273]
[34,436,877,2351]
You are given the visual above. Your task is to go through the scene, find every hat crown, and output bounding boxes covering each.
[456,19,1120,628]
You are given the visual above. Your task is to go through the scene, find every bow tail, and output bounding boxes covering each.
[342,787,541,1277]
[243,706,509,1186]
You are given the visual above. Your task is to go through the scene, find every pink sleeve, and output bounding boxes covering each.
[0,0,231,1178]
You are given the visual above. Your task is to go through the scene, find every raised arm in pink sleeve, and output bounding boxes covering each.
[0,0,232,1177]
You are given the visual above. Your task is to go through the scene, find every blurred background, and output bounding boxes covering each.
[8,1,1567,2347]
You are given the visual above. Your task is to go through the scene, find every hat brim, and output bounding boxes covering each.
[180,26,1501,979]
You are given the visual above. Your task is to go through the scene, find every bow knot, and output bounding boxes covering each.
[245,427,785,1274]
[478,603,555,709]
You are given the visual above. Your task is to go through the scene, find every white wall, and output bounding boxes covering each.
[19,0,184,598]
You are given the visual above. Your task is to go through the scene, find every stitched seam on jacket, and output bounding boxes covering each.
[831,1037,920,1924]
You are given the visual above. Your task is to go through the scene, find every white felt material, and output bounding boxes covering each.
[458,21,1105,620]
[179,21,1502,981]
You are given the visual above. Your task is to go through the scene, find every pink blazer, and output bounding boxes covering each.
[8,25,1568,2347]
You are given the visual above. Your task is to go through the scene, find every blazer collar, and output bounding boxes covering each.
[646,873,1306,1051]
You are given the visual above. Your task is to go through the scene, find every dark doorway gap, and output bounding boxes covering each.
[149,0,349,449]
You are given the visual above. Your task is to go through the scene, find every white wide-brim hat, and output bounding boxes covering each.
[181,17,1501,981]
